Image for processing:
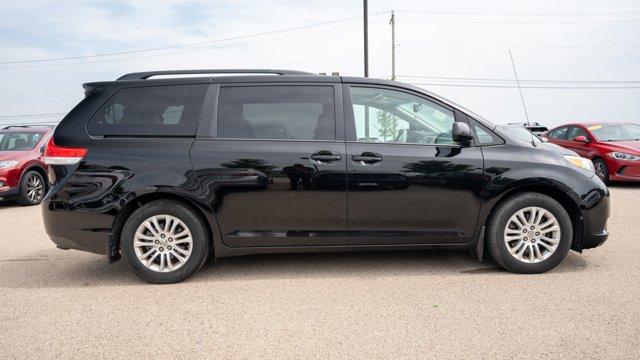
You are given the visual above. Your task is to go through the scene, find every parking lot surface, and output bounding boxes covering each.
[1,185,639,359]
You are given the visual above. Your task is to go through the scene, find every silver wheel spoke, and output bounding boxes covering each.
[504,206,561,264]
[133,214,193,273]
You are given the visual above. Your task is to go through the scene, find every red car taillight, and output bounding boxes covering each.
[43,139,87,166]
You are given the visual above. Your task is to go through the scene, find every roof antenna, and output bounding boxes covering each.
[508,49,536,147]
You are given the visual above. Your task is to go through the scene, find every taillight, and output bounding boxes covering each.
[43,139,87,165]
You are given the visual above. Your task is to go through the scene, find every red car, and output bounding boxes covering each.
[542,122,640,183]
[0,125,54,205]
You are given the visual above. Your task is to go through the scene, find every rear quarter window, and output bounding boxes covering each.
[87,84,208,136]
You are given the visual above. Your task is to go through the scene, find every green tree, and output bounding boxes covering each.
[375,111,399,141]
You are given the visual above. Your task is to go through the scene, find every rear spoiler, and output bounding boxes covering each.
[82,82,104,97]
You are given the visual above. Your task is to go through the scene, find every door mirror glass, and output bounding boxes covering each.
[452,122,473,143]
[574,135,589,143]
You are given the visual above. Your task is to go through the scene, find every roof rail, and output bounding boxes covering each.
[2,125,56,130]
[117,69,315,81]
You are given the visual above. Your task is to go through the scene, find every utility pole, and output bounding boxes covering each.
[363,0,369,77]
[390,11,396,80]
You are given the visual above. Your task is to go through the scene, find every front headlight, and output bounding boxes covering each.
[564,155,594,172]
[0,160,19,169]
[608,152,640,161]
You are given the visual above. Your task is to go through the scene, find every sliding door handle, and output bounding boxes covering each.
[352,152,382,165]
[310,152,341,163]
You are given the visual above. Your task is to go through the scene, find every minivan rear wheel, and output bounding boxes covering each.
[486,192,572,273]
[121,200,210,283]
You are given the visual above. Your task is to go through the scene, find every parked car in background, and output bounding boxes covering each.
[542,122,640,184]
[507,122,549,136]
[42,69,609,283]
[0,125,53,205]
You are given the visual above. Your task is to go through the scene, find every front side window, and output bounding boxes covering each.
[350,87,456,145]
[549,126,569,139]
[87,84,208,136]
[0,132,45,151]
[566,127,589,141]
[217,86,336,140]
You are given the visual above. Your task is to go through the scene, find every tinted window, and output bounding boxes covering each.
[351,87,456,145]
[566,127,589,141]
[548,126,568,139]
[88,84,208,136]
[0,132,45,151]
[217,86,335,140]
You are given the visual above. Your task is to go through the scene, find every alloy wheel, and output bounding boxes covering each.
[26,174,44,203]
[133,215,193,272]
[503,206,561,263]
[594,161,607,182]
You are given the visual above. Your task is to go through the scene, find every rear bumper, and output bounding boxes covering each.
[41,198,110,255]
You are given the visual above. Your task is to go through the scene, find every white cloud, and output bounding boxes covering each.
[1,0,639,126]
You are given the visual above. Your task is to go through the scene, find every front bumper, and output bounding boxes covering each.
[571,175,610,250]
[0,186,19,200]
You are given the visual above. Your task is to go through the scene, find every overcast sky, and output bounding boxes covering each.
[1,0,640,127]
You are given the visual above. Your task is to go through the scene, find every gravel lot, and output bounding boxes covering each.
[1,185,639,359]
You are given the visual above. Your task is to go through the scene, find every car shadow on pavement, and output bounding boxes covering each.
[0,200,21,211]
[0,247,589,289]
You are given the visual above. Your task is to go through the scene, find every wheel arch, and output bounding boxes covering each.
[19,163,48,190]
[480,183,583,256]
[109,191,215,263]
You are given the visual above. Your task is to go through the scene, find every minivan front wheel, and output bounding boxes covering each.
[121,200,210,283]
[487,192,572,273]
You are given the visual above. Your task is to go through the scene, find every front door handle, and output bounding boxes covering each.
[310,152,341,163]
[352,152,383,165]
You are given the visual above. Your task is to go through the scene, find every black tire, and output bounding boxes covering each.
[16,170,46,206]
[486,192,573,274]
[592,158,609,184]
[121,200,210,284]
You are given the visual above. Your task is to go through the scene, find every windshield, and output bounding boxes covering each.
[588,124,640,141]
[500,125,543,144]
[0,132,45,151]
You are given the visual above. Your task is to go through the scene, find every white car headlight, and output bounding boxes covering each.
[0,160,19,169]
[608,152,640,161]
[564,155,594,172]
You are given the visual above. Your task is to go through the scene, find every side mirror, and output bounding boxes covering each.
[574,135,589,143]
[452,122,474,143]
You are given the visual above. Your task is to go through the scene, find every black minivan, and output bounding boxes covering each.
[42,69,609,283]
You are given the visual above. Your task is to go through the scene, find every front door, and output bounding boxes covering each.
[190,83,348,247]
[563,126,592,157]
[343,85,484,245]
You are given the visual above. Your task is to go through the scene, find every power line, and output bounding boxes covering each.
[0,93,79,102]
[0,14,388,65]
[399,75,640,84]
[401,18,640,24]
[0,112,66,119]
[399,42,640,49]
[395,9,640,17]
[406,82,640,89]
[0,21,386,70]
